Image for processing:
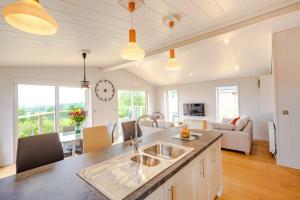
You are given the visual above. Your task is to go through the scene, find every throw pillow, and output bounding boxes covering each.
[234,116,249,131]
[210,122,235,130]
[230,116,240,126]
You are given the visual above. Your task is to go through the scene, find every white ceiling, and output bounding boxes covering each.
[126,11,300,85]
[0,0,298,68]
[0,0,299,85]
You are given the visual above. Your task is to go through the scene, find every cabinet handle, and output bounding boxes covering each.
[200,160,205,179]
[212,149,215,162]
[169,186,176,200]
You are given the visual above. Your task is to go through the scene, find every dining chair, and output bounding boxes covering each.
[107,122,117,143]
[16,133,64,173]
[121,120,142,142]
[82,126,112,153]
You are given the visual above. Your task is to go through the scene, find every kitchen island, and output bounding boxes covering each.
[0,128,222,200]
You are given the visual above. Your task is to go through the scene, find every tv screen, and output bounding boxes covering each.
[183,103,205,116]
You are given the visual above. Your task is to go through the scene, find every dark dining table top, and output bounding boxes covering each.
[0,128,222,200]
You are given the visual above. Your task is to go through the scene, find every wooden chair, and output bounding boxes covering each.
[82,126,112,153]
[16,133,64,173]
[121,120,142,142]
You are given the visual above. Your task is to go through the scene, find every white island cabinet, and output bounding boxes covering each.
[144,138,222,200]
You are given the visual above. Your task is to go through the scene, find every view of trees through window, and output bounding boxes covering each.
[18,84,86,138]
[118,90,147,120]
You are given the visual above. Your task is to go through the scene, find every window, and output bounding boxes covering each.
[58,87,86,132]
[18,85,55,138]
[166,89,179,122]
[17,84,89,138]
[117,90,148,121]
[216,85,239,122]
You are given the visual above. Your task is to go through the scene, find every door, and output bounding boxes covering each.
[164,161,196,200]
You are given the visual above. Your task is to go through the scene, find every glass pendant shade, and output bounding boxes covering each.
[166,58,181,70]
[3,0,58,35]
[165,49,181,70]
[121,28,145,60]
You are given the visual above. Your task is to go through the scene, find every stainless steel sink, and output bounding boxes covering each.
[142,143,186,160]
[131,154,160,167]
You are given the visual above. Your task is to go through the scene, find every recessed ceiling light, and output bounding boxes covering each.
[235,65,240,70]
[189,73,193,76]
[158,78,161,81]
[224,39,229,44]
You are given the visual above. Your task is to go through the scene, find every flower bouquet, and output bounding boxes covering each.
[69,109,87,135]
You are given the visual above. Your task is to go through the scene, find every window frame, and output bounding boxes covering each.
[14,83,90,138]
[216,84,240,122]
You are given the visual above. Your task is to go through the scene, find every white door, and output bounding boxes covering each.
[164,161,196,200]
[274,27,300,169]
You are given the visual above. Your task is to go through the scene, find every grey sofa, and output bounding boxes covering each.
[212,120,253,155]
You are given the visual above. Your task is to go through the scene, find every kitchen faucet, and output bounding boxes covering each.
[131,114,158,153]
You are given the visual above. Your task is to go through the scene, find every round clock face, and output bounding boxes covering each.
[95,79,115,101]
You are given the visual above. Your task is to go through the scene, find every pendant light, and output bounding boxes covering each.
[80,52,92,89]
[3,0,58,35]
[165,20,181,70]
[120,1,145,60]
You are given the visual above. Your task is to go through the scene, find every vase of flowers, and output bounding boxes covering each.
[68,109,87,135]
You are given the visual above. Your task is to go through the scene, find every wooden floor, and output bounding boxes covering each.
[218,140,300,200]
[1,140,300,200]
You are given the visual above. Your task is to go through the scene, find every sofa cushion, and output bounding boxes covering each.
[210,122,235,130]
[221,117,232,124]
[234,116,249,131]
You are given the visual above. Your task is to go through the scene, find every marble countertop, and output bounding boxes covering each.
[0,128,222,200]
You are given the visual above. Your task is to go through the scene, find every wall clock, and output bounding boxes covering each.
[95,79,115,102]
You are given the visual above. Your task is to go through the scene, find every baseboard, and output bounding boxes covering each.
[277,159,300,170]
[253,136,269,141]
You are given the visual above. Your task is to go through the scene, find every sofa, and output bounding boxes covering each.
[211,120,253,155]
[139,120,174,136]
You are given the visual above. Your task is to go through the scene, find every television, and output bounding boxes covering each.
[183,103,205,116]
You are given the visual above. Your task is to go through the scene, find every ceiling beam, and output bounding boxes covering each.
[102,2,300,72]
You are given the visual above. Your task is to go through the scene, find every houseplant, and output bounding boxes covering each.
[69,108,87,135]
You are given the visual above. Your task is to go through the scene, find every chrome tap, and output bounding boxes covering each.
[131,114,157,153]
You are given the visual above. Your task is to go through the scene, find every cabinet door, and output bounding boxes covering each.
[164,161,196,200]
[195,150,209,200]
[144,185,164,200]
[208,139,222,200]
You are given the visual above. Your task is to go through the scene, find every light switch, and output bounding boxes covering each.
[282,110,289,115]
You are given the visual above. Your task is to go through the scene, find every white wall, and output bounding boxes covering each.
[274,27,300,169]
[155,76,273,140]
[0,67,154,167]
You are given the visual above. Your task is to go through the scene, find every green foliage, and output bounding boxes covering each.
[18,103,85,138]
[118,91,146,119]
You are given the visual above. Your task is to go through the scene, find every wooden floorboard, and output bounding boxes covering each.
[0,140,300,199]
[218,140,300,200]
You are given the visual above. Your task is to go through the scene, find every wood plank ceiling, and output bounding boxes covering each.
[0,0,297,68]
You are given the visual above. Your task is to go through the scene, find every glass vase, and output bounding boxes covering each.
[75,123,82,136]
